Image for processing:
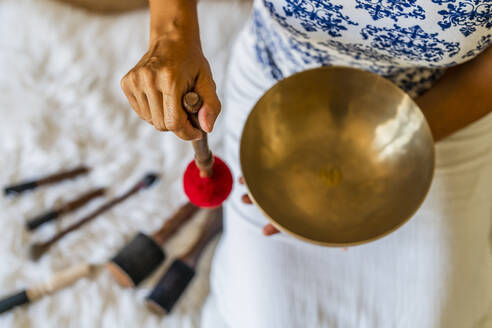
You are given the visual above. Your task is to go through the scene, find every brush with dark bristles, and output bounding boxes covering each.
[30,173,159,261]
[26,187,106,231]
[146,207,223,314]
[4,166,90,197]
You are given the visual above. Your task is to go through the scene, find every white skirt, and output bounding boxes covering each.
[202,27,492,328]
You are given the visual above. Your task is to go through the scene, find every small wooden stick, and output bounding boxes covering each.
[26,187,106,231]
[4,166,90,197]
[180,207,223,268]
[183,92,214,178]
[151,202,200,245]
[30,173,159,261]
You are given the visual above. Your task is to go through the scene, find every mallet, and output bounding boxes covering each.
[26,187,106,231]
[146,207,223,314]
[107,202,200,288]
[0,262,99,314]
[30,173,158,260]
[4,166,90,197]
[182,92,233,208]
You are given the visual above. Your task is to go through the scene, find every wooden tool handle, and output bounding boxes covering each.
[38,184,139,247]
[30,173,159,260]
[181,207,223,267]
[26,187,106,231]
[183,92,214,178]
[26,263,97,301]
[37,166,90,185]
[59,187,106,214]
[151,202,200,245]
[4,166,90,197]
[182,92,203,127]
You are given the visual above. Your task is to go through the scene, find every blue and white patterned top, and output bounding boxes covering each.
[249,0,492,97]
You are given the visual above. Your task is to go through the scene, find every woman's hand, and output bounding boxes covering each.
[121,35,220,140]
[238,177,280,236]
[121,0,221,141]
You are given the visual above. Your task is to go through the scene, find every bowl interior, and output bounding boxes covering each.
[240,67,435,246]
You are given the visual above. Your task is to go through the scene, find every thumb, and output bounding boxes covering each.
[195,68,221,133]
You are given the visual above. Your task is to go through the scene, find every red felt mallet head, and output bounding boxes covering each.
[183,155,233,208]
[182,92,233,208]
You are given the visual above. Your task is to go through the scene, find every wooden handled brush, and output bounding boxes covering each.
[0,263,98,314]
[30,173,159,260]
[146,207,223,314]
[26,187,106,231]
[4,166,90,197]
[107,202,200,288]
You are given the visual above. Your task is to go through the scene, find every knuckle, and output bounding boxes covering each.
[128,73,138,86]
[214,99,222,113]
[129,103,139,112]
[139,66,153,79]
[120,77,128,90]
[140,110,151,120]
[121,73,135,89]
[164,119,180,131]
[179,133,194,141]
[154,123,167,131]
[207,98,221,115]
[160,67,178,83]
[208,78,217,90]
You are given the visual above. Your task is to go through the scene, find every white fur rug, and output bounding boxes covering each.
[0,0,251,327]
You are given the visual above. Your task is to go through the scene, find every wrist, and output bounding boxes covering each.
[149,0,199,45]
[149,26,199,46]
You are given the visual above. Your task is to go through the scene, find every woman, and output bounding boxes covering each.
[120,0,492,327]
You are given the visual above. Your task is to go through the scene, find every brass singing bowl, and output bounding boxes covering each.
[240,67,435,246]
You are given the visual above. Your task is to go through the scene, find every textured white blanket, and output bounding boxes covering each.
[0,0,251,326]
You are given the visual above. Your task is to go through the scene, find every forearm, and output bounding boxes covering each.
[415,46,492,142]
[149,0,200,44]
[122,0,220,139]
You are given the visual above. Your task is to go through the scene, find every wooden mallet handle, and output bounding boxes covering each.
[145,207,222,314]
[181,207,223,267]
[151,202,200,245]
[107,202,200,288]
[183,92,214,178]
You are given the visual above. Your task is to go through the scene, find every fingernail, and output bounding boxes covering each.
[263,224,280,236]
[241,194,253,204]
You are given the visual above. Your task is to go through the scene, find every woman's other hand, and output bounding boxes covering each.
[239,176,348,250]
[238,176,280,237]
